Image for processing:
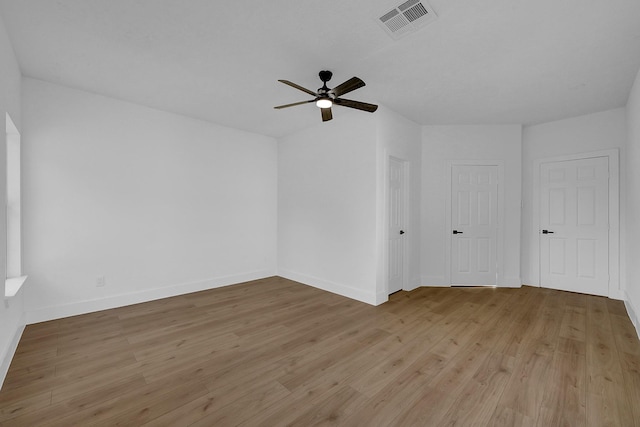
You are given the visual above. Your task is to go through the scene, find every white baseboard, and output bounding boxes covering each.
[609,288,626,301]
[624,293,640,341]
[404,281,421,292]
[26,270,276,324]
[278,269,377,306]
[375,291,389,306]
[501,277,523,288]
[421,276,448,287]
[420,276,522,288]
[1,313,26,390]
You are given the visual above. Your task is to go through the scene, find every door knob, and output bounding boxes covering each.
[542,230,554,234]
[399,230,405,235]
[452,230,463,234]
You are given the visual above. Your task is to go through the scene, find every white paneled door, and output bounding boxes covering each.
[388,157,406,294]
[540,157,609,296]
[451,165,498,285]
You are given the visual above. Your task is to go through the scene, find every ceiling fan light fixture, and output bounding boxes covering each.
[275,71,378,122]
[316,98,333,108]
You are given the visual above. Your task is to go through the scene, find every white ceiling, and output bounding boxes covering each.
[1,0,639,138]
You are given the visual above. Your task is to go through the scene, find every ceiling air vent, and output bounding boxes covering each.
[377,0,437,40]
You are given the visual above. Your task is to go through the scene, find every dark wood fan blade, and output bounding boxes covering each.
[334,98,378,112]
[321,107,333,122]
[278,80,318,97]
[331,77,365,97]
[274,99,315,109]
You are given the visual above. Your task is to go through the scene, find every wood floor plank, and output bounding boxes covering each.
[49,378,209,427]
[239,381,343,426]
[4,348,58,372]
[284,385,367,426]
[586,296,635,427]
[537,345,587,426]
[54,350,138,380]
[488,405,536,426]
[446,352,515,425]
[609,308,640,424]
[1,277,639,426]
[386,385,457,426]
[1,365,56,392]
[609,311,640,356]
[274,327,390,393]
[340,351,450,426]
[559,305,587,343]
[0,390,51,423]
[496,358,555,418]
[158,341,327,425]
[90,381,211,426]
[616,350,640,424]
[51,369,147,409]
[51,362,145,404]
[188,381,291,427]
[277,310,449,395]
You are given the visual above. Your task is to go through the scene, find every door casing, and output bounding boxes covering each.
[445,160,505,287]
[383,155,410,296]
[532,149,620,299]
[387,156,408,294]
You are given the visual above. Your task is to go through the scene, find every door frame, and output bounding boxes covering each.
[445,160,505,286]
[532,149,620,298]
[383,155,410,296]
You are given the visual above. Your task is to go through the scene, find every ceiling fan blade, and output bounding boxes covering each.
[331,77,365,97]
[278,80,318,97]
[274,99,315,109]
[334,98,378,113]
[321,107,333,122]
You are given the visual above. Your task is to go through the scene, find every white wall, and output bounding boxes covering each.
[626,68,640,336]
[421,125,522,287]
[521,108,627,295]
[22,78,278,322]
[277,112,379,304]
[277,106,421,306]
[375,107,422,299]
[0,14,25,387]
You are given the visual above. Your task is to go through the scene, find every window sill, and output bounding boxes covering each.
[5,275,27,298]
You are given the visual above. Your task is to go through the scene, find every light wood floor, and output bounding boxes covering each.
[1,277,639,426]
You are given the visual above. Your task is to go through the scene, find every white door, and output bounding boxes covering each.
[540,157,609,296]
[451,165,498,285]
[388,157,406,294]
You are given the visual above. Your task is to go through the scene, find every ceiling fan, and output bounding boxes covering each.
[274,70,378,122]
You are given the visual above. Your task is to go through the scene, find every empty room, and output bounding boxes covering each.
[1,0,640,425]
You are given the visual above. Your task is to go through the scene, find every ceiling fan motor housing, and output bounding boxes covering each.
[319,70,333,83]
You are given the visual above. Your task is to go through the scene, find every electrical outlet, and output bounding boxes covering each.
[96,276,106,287]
